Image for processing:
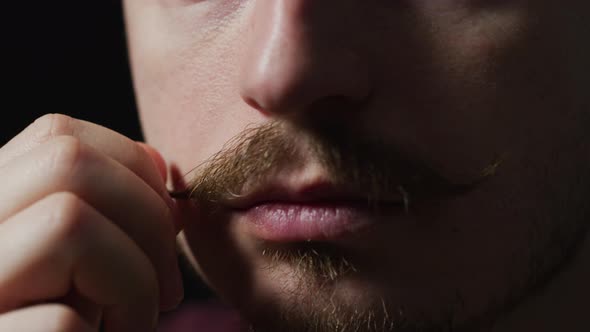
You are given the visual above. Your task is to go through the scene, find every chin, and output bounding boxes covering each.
[237,259,469,332]
[179,173,587,332]
[186,233,489,332]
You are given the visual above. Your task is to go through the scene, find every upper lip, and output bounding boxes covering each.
[224,180,405,210]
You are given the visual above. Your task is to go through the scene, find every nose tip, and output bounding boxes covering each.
[239,1,371,118]
[241,49,371,116]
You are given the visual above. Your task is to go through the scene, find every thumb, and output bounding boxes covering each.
[137,142,168,184]
[137,142,186,234]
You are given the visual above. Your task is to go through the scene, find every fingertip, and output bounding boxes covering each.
[137,142,168,183]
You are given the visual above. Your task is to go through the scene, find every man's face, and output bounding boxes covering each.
[124,1,590,331]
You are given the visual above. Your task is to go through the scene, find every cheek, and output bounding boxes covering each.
[128,3,263,172]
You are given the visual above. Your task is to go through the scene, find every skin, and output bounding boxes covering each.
[0,0,589,331]
[125,0,590,331]
[0,115,184,331]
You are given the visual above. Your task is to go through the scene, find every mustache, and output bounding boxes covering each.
[170,121,501,208]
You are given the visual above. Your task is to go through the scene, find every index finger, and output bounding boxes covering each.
[0,114,172,207]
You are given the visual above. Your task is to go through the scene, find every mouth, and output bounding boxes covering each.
[224,181,409,243]
[171,181,409,242]
[170,159,493,243]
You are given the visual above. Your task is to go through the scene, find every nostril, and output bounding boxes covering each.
[243,96,261,110]
[243,96,269,115]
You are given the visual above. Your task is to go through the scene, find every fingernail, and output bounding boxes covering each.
[137,142,168,182]
[137,142,177,210]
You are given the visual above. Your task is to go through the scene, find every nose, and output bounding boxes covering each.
[239,0,371,118]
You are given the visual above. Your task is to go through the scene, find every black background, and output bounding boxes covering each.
[2,1,212,300]
[2,0,141,145]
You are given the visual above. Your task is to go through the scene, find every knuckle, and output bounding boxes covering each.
[32,114,76,143]
[44,135,88,180]
[44,304,90,332]
[43,192,92,243]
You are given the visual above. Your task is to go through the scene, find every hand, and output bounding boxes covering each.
[0,114,183,331]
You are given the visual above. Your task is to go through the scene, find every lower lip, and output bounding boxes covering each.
[237,203,399,242]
